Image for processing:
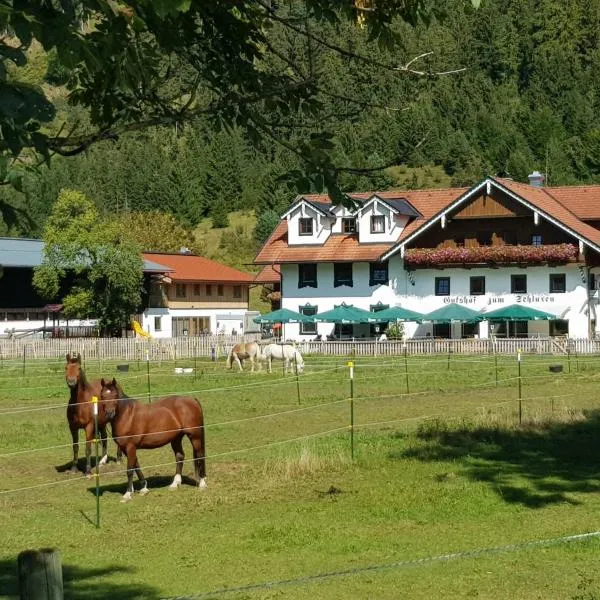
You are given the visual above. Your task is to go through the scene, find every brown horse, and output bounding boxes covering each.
[226,341,262,372]
[65,353,121,474]
[100,378,207,502]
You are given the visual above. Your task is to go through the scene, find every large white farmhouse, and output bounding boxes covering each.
[255,174,600,340]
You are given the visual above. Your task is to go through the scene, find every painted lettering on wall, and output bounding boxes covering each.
[515,294,555,303]
[443,296,506,305]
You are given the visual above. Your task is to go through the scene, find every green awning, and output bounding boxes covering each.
[421,303,483,324]
[253,308,314,324]
[314,303,377,324]
[369,306,424,322]
[482,304,557,322]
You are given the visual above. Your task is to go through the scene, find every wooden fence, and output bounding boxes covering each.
[0,334,261,361]
[2,334,600,361]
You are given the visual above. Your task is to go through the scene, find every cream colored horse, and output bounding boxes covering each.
[226,342,262,372]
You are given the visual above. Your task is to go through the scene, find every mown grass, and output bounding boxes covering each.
[2,353,600,599]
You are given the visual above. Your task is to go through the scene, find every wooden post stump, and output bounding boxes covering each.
[18,548,63,600]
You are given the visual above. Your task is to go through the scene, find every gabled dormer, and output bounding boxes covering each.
[356,195,421,244]
[282,197,334,245]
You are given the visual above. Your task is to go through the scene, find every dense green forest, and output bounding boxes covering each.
[3,0,600,252]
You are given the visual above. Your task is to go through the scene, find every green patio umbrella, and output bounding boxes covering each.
[421,303,483,324]
[369,306,424,323]
[253,308,314,341]
[482,304,556,321]
[313,303,377,324]
[253,308,314,324]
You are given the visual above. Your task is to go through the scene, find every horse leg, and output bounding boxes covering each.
[99,424,108,466]
[121,446,137,502]
[112,424,123,463]
[169,436,185,490]
[136,459,149,496]
[69,425,79,473]
[268,356,272,374]
[189,431,207,490]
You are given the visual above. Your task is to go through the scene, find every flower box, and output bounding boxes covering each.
[404,244,578,268]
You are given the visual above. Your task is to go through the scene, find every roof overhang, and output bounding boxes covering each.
[381,177,600,261]
[281,196,330,219]
[358,195,421,218]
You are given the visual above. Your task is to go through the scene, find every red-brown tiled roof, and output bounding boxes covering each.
[143,252,254,283]
[254,264,281,283]
[494,179,600,249]
[254,188,467,264]
[542,185,600,220]
[255,181,600,264]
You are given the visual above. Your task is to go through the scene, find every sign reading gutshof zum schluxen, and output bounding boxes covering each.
[443,294,555,305]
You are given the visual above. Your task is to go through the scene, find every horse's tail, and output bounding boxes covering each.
[226,347,233,369]
[193,398,207,482]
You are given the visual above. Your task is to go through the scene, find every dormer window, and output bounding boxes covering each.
[342,218,357,234]
[371,215,385,234]
[299,218,314,236]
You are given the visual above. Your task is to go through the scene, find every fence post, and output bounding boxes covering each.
[92,396,100,529]
[294,353,301,405]
[348,360,354,460]
[18,548,63,600]
[567,348,571,373]
[517,349,522,425]
[494,351,498,387]
[146,348,151,403]
[403,342,409,394]
[22,345,26,376]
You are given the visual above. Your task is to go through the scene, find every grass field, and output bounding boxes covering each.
[2,352,600,599]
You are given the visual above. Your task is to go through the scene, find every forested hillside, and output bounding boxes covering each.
[3,0,600,258]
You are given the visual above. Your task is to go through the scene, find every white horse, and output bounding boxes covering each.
[262,344,304,374]
[226,342,262,372]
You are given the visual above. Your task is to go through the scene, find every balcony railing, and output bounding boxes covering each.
[404,243,579,268]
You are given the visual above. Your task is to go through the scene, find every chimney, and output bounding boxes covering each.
[528,171,545,187]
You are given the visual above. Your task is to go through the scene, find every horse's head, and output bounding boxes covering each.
[100,377,120,420]
[295,351,305,374]
[65,353,82,389]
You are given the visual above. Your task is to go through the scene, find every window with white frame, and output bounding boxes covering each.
[299,304,317,334]
[299,218,314,236]
[154,316,162,332]
[342,218,357,234]
[370,215,385,234]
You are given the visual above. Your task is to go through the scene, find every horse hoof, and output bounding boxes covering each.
[139,485,149,496]
[99,455,108,466]
[198,478,207,490]
[85,472,92,480]
[121,492,133,503]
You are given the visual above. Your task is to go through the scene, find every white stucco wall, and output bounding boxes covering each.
[0,318,97,337]
[357,202,409,243]
[142,308,248,338]
[287,204,333,245]
[281,260,594,340]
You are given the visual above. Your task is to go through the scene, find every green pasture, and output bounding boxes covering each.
[2,353,600,598]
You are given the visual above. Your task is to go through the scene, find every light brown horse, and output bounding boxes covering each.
[65,353,121,474]
[226,341,262,372]
[100,378,207,502]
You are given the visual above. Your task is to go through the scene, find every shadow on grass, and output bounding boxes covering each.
[0,558,160,599]
[86,474,198,497]
[55,454,122,474]
[395,409,600,507]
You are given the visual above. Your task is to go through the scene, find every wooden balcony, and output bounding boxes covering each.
[404,243,579,269]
